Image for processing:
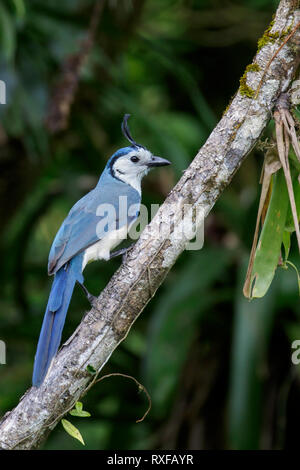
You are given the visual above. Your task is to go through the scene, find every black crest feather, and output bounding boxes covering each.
[121,114,144,148]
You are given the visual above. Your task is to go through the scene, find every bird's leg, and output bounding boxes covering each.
[77,281,98,307]
[77,245,135,307]
[109,243,135,262]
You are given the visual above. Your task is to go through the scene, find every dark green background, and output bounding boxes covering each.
[0,0,299,450]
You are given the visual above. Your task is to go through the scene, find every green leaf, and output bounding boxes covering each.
[12,0,26,20]
[75,401,83,412]
[285,175,300,232]
[229,258,278,449]
[61,419,85,445]
[86,364,97,375]
[69,402,91,418]
[249,169,289,298]
[0,3,16,61]
[282,231,291,261]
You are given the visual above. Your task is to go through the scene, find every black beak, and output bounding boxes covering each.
[147,156,171,168]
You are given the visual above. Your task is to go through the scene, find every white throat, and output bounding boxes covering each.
[115,171,143,193]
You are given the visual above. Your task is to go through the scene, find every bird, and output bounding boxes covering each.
[32,114,171,387]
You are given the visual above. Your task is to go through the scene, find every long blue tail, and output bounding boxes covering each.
[32,254,83,387]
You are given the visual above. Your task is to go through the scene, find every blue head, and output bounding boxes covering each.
[103,115,171,192]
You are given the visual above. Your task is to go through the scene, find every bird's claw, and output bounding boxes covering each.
[86,293,98,308]
[109,243,135,262]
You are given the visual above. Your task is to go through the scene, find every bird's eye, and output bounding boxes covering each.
[130,156,140,163]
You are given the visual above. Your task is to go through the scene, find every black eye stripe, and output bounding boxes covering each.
[130,156,140,163]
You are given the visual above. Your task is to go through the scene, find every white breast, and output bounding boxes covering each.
[82,224,129,270]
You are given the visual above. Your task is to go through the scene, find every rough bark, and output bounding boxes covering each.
[0,0,299,450]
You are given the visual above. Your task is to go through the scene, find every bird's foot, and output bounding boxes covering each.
[86,292,98,308]
[109,243,135,262]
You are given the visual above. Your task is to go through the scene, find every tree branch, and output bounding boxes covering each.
[0,0,299,450]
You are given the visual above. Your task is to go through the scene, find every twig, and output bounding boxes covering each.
[94,373,152,423]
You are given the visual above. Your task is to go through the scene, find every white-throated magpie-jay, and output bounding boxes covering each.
[32,115,171,387]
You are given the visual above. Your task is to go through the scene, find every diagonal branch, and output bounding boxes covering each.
[0,0,299,450]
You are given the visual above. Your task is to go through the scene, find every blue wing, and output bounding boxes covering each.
[48,177,140,274]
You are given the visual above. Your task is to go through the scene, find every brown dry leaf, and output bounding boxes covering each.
[274,109,300,252]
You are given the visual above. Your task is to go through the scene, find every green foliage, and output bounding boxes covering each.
[61,419,85,446]
[0,2,16,62]
[228,259,278,449]
[86,365,97,375]
[69,402,91,418]
[249,170,290,298]
[285,176,300,232]
[144,248,232,416]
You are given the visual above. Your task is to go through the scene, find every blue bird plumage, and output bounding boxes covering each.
[32,254,84,386]
[32,115,171,387]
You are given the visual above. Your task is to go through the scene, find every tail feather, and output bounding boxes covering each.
[32,254,83,387]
